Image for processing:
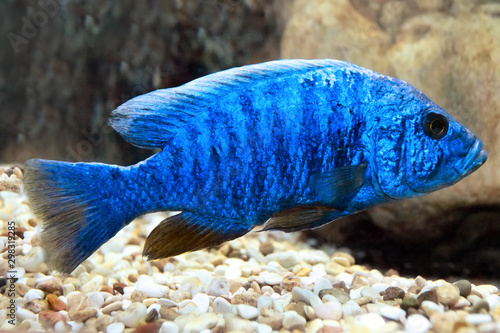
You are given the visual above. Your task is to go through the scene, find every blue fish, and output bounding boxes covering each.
[24,59,487,273]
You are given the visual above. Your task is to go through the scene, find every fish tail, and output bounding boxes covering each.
[24,159,131,273]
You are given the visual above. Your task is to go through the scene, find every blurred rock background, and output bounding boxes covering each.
[1,0,285,164]
[2,0,500,278]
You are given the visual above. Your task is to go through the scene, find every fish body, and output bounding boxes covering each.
[24,59,487,273]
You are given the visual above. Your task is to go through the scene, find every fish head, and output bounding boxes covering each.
[403,105,487,195]
[373,88,487,200]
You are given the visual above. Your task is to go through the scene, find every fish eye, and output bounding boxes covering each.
[423,112,448,139]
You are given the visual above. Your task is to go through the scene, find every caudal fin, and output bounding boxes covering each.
[24,159,130,273]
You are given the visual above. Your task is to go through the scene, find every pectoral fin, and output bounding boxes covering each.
[312,164,367,207]
[143,212,252,260]
[262,205,346,232]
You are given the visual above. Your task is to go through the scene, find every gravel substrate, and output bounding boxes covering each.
[1,166,500,332]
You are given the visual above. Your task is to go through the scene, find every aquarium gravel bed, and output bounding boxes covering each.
[1,166,500,333]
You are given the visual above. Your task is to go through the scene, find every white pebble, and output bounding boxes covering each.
[106,322,125,333]
[178,301,199,315]
[17,308,37,321]
[420,300,444,316]
[24,289,44,300]
[337,272,354,287]
[192,293,209,313]
[283,310,306,330]
[313,278,333,295]
[371,283,390,293]
[473,285,498,298]
[152,273,170,285]
[260,272,283,285]
[360,287,382,301]
[315,301,342,320]
[67,321,84,332]
[466,314,492,325]
[405,314,432,333]
[256,323,273,333]
[213,297,234,314]
[257,296,274,311]
[224,313,254,333]
[225,267,242,280]
[291,287,322,309]
[184,313,218,333]
[18,246,46,272]
[237,304,260,320]
[158,298,178,308]
[54,321,67,333]
[85,292,104,309]
[266,251,300,269]
[342,300,363,317]
[160,321,179,333]
[355,313,386,329]
[116,302,147,328]
[487,294,500,309]
[306,318,324,333]
[136,283,169,298]
[380,305,406,321]
[207,278,230,297]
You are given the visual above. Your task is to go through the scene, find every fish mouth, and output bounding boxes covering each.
[454,139,488,177]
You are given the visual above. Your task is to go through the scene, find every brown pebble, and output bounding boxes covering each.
[150,258,170,272]
[384,268,399,277]
[134,322,161,333]
[28,218,38,228]
[23,299,48,314]
[47,293,66,311]
[37,278,64,295]
[100,285,114,294]
[417,289,438,305]
[408,285,422,295]
[471,299,490,313]
[319,288,350,304]
[131,290,147,303]
[14,283,30,297]
[354,296,372,306]
[39,311,66,328]
[113,282,127,295]
[14,227,27,239]
[128,274,139,283]
[331,281,349,293]
[282,275,301,292]
[273,285,283,294]
[381,287,405,301]
[259,241,274,256]
[145,308,159,323]
[351,275,370,289]
[73,308,98,322]
[231,292,260,307]
[159,306,180,320]
[454,280,472,298]
[285,301,307,317]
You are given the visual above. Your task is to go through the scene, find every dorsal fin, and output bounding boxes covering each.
[109,59,356,149]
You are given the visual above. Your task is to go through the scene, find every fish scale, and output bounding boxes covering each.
[23,59,487,273]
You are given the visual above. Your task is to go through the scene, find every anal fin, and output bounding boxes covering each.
[143,212,252,260]
[262,205,346,232]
